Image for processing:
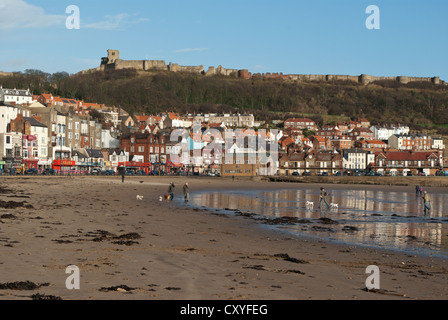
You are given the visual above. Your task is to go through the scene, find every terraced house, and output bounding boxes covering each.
[374,151,442,176]
[278,151,342,176]
[284,118,318,131]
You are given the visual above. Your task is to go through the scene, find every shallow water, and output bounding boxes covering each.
[186,186,448,259]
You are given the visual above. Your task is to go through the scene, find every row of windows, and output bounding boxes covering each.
[130,146,165,153]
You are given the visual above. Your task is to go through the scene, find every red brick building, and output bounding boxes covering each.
[120,133,167,172]
[284,118,318,131]
[348,128,374,141]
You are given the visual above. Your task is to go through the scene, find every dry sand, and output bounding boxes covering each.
[0,176,447,301]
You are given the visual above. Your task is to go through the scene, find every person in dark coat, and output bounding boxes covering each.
[183,183,190,202]
[168,182,175,200]
[319,187,330,209]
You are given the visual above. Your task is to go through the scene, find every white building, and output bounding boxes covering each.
[0,86,33,105]
[0,102,19,133]
[0,132,22,159]
[370,125,410,141]
[343,149,374,171]
[431,137,445,150]
[24,117,48,161]
[100,109,119,127]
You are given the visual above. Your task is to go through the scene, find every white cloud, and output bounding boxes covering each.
[0,1,148,31]
[0,0,65,30]
[173,48,209,53]
[252,65,268,71]
[83,14,149,31]
[0,57,28,69]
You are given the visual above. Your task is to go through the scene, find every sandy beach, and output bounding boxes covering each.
[0,176,447,301]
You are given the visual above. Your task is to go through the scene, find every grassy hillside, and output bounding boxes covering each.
[2,69,448,133]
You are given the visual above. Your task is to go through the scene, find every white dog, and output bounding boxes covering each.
[306,201,314,209]
[136,195,144,201]
[330,203,338,209]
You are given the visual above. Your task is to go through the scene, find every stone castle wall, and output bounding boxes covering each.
[0,71,13,77]
[169,63,204,74]
[84,50,446,86]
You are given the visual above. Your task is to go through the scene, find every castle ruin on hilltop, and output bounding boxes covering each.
[82,49,446,86]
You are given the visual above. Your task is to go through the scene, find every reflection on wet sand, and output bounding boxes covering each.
[189,187,448,258]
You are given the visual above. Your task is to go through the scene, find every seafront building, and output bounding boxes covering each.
[0,86,446,175]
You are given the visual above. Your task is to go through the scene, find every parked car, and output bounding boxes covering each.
[126,170,135,176]
[25,168,39,175]
[102,170,115,176]
[91,168,101,175]
[42,168,56,175]
[292,172,300,176]
[302,172,311,176]
[374,172,383,176]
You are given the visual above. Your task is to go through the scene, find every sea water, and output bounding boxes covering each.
[184,186,448,259]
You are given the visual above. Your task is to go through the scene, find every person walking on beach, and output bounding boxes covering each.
[416,185,420,196]
[423,191,432,216]
[183,182,190,202]
[319,187,330,209]
[168,182,175,201]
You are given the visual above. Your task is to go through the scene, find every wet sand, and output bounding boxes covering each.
[188,185,448,259]
[0,176,447,300]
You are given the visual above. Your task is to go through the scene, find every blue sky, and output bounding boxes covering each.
[0,0,447,80]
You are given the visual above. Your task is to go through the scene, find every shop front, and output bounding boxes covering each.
[167,160,183,174]
[3,157,23,174]
[22,159,39,170]
[38,159,52,171]
[118,161,151,175]
[53,159,76,173]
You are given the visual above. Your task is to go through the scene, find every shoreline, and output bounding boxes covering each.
[0,176,447,300]
[182,185,448,261]
[267,175,448,188]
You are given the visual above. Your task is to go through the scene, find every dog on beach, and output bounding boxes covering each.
[160,194,171,202]
[136,195,144,201]
[330,203,338,209]
[306,201,314,209]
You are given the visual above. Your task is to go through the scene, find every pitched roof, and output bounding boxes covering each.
[285,118,315,123]
[376,151,438,161]
[85,149,104,158]
[135,115,150,122]
[23,117,47,128]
